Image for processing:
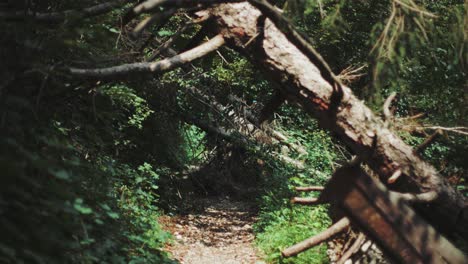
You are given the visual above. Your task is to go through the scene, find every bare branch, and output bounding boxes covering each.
[282,217,351,258]
[294,186,325,192]
[67,34,225,78]
[422,126,468,136]
[402,125,468,136]
[147,21,194,61]
[131,8,176,39]
[393,0,437,18]
[291,197,322,205]
[1,0,128,23]
[337,233,365,264]
[383,92,397,127]
[415,130,441,153]
[387,169,402,184]
[391,190,439,203]
[398,112,425,120]
[337,64,367,85]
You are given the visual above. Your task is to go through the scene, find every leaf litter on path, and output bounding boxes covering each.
[160,196,266,264]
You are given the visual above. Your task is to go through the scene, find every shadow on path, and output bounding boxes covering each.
[160,196,265,264]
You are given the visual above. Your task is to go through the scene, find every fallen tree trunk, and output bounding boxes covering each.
[208,2,467,238]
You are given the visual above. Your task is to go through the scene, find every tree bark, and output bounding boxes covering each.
[208,2,467,238]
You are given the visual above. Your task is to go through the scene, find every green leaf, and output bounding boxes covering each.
[107,212,119,219]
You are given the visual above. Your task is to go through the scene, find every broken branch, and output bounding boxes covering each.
[294,186,325,192]
[282,217,351,257]
[67,34,225,78]
[290,197,322,205]
[414,130,441,153]
[131,8,176,39]
[337,233,365,264]
[391,190,439,203]
[387,169,402,184]
[383,92,397,127]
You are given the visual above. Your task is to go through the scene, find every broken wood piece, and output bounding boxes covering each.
[383,92,397,127]
[290,197,322,205]
[282,217,350,258]
[320,165,467,264]
[391,190,438,203]
[294,186,325,192]
[337,233,365,264]
[387,169,401,184]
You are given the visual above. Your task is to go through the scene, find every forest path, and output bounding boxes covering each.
[160,196,265,264]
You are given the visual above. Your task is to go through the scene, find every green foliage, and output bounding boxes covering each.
[1,0,466,263]
[100,84,154,129]
[254,109,339,263]
[256,206,331,264]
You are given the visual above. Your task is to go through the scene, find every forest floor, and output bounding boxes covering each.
[159,196,265,264]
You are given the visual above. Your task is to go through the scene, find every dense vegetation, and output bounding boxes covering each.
[0,0,466,263]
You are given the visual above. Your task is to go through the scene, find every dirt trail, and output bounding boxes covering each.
[160,197,265,264]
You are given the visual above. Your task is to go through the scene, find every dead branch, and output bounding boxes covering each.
[0,0,128,23]
[294,186,325,192]
[337,64,367,85]
[393,0,437,18]
[131,8,176,39]
[383,92,397,127]
[415,130,441,153]
[391,190,439,203]
[387,169,402,184]
[290,197,322,205]
[422,126,468,136]
[398,112,425,120]
[282,217,351,258]
[337,233,366,264]
[146,21,193,61]
[67,34,225,78]
[402,125,468,136]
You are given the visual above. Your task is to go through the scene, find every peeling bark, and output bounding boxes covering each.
[208,2,467,238]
